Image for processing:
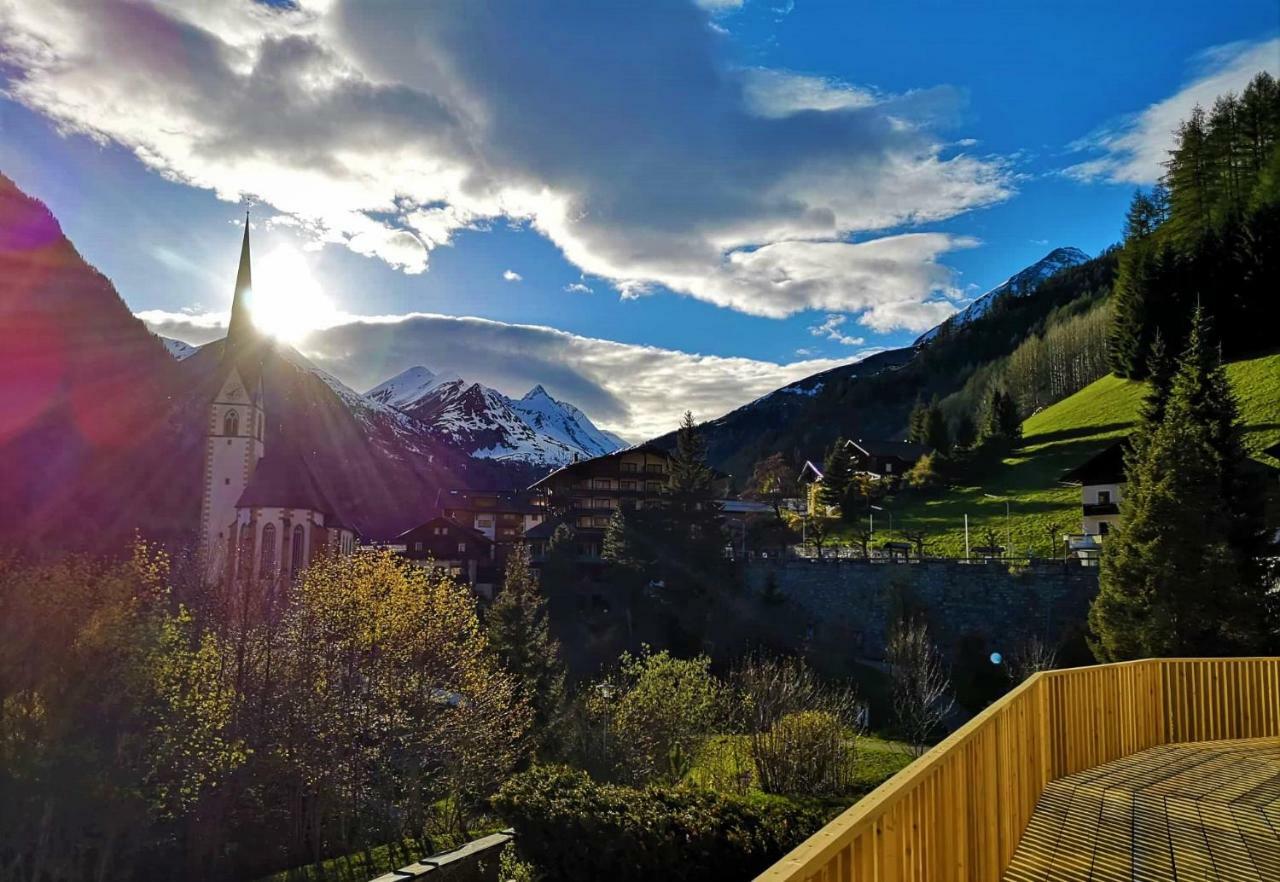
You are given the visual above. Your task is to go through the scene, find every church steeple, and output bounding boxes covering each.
[226,212,257,352]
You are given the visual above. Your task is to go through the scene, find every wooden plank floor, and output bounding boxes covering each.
[1004,737,1280,881]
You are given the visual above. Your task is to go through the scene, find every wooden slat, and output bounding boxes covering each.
[756,658,1280,882]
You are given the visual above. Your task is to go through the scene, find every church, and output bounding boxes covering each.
[198,217,356,587]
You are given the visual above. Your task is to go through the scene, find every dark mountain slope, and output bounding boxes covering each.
[673,250,1119,479]
[0,173,187,551]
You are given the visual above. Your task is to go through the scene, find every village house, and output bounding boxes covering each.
[393,515,498,597]
[439,489,545,544]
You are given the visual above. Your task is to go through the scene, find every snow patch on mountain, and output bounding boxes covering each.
[362,367,624,466]
[158,335,199,360]
[915,247,1091,346]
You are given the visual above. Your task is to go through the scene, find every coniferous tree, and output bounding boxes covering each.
[817,438,853,513]
[907,395,928,445]
[488,543,566,743]
[951,413,977,450]
[660,412,728,594]
[1090,307,1272,660]
[923,396,951,453]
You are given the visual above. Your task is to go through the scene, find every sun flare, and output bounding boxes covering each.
[248,246,340,342]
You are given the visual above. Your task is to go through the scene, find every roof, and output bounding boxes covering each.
[1059,440,1128,486]
[396,515,492,546]
[847,439,930,460]
[439,488,541,514]
[798,460,824,482]
[522,517,567,541]
[237,453,338,515]
[527,440,677,490]
[1264,441,1280,461]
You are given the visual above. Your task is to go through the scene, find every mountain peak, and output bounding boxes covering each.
[914,246,1091,346]
[523,384,553,401]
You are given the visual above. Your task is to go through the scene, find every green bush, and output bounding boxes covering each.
[492,765,825,882]
[752,710,857,797]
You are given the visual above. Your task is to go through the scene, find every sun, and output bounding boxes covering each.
[248,245,340,343]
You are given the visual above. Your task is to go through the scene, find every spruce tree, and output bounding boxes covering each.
[488,543,566,745]
[1090,307,1271,659]
[923,396,950,453]
[907,396,928,445]
[818,438,853,513]
[660,412,728,594]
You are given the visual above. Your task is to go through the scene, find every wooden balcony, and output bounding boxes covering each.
[757,658,1280,882]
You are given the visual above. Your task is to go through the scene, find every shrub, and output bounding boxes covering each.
[492,765,825,882]
[752,710,857,796]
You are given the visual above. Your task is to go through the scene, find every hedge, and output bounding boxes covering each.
[492,765,826,882]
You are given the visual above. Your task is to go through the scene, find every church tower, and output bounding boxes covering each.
[199,216,267,575]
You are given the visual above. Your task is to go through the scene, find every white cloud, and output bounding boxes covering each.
[502,269,523,282]
[807,313,864,346]
[1065,38,1280,184]
[138,309,860,441]
[564,282,593,294]
[0,0,1012,324]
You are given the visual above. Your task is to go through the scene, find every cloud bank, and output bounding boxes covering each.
[1,0,1010,329]
[1066,38,1280,184]
[139,310,858,441]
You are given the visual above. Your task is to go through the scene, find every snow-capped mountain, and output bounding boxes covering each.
[915,247,1090,345]
[158,335,199,360]
[364,367,625,466]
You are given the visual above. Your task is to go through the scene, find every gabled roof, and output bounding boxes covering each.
[237,453,338,515]
[527,441,676,490]
[397,515,493,546]
[439,488,540,514]
[848,439,930,460]
[798,460,825,482]
[1059,440,1128,486]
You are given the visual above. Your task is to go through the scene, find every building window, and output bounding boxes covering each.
[1098,490,1112,504]
[458,542,467,553]
[885,462,893,474]
[260,523,277,576]
[290,524,305,575]
[620,462,639,473]
[1099,521,1111,536]
[415,541,423,551]
[224,409,239,436]
[591,478,612,490]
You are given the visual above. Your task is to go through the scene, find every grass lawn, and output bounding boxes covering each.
[688,732,915,815]
[834,352,1280,558]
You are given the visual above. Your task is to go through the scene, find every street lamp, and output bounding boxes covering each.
[984,493,1011,556]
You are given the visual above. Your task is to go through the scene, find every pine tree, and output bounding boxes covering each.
[1090,307,1271,660]
[817,438,853,513]
[907,396,928,445]
[923,396,950,453]
[1137,330,1174,430]
[979,388,1020,448]
[951,413,977,450]
[488,544,566,746]
[660,412,728,594]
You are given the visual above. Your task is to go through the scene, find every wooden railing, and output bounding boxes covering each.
[757,657,1280,882]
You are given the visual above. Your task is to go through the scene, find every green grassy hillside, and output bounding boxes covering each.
[842,352,1280,558]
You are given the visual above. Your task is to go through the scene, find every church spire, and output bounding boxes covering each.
[226,212,256,352]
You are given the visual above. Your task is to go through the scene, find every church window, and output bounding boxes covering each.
[290,524,306,576]
[224,410,239,436]
[260,523,277,577]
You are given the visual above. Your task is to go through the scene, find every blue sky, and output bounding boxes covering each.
[1,1,1276,439]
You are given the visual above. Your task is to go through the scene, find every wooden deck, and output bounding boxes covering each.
[1004,737,1280,881]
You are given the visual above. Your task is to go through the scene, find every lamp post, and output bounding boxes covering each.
[596,681,616,759]
[984,493,1011,556]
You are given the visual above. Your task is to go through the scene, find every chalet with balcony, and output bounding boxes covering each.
[847,438,929,478]
[527,442,677,558]
[394,516,498,597]
[1059,440,1127,540]
[438,489,545,545]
